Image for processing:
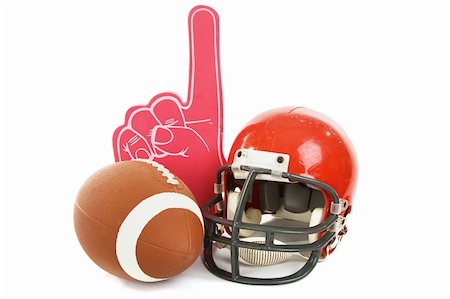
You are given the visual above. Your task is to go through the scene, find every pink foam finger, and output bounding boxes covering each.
[112,6,225,207]
[186,6,223,116]
[185,6,225,169]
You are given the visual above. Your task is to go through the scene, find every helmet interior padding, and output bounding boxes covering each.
[258,181,325,215]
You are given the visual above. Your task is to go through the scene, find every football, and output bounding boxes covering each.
[73,160,204,282]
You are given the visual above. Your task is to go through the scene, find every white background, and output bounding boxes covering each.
[1,0,449,298]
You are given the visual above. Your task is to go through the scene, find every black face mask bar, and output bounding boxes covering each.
[202,165,342,285]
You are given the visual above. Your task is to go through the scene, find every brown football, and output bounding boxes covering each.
[73,160,204,282]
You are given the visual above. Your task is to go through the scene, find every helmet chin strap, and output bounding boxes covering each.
[215,238,301,266]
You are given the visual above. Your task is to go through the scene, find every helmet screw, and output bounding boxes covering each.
[277,156,284,163]
[237,151,242,157]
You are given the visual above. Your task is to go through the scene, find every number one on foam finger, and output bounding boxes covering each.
[113,6,225,208]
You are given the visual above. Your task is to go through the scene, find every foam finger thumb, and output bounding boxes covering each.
[152,126,207,157]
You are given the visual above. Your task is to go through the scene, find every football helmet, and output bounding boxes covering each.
[202,107,358,285]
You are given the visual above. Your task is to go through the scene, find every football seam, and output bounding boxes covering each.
[75,202,197,256]
[135,159,179,185]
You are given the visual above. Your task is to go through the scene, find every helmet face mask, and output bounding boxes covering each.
[203,159,343,285]
[202,107,357,285]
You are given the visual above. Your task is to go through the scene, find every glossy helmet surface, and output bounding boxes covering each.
[202,107,358,285]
